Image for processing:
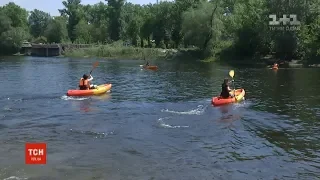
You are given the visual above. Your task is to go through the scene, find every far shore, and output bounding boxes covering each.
[62,46,178,61]
[6,45,319,68]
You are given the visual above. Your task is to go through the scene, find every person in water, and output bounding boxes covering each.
[220,78,234,98]
[79,74,97,90]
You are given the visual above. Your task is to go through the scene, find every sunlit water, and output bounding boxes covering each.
[0,56,319,179]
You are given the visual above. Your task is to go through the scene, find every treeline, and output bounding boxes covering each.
[0,0,319,63]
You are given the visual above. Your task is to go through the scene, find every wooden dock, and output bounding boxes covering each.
[31,44,62,57]
[20,43,94,57]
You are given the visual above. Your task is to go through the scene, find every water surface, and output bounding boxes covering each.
[0,56,319,180]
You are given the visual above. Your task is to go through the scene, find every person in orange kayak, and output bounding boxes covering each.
[273,63,279,68]
[79,74,96,90]
[220,78,234,98]
[145,61,149,66]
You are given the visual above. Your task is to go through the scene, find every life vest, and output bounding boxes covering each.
[220,83,230,98]
[79,78,90,90]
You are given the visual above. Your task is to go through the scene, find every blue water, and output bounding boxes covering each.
[0,56,319,180]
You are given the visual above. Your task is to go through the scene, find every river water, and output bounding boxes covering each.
[0,56,319,180]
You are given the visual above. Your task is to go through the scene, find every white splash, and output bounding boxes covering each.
[4,176,28,180]
[158,117,189,129]
[60,95,88,101]
[161,105,206,115]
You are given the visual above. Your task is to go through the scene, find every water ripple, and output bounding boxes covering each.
[157,117,189,129]
[69,128,115,139]
[161,105,207,115]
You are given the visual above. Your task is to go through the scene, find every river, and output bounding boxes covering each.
[0,56,319,180]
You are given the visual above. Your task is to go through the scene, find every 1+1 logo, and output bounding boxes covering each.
[269,14,301,31]
[25,143,47,164]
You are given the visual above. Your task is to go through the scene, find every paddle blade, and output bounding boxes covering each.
[139,65,143,67]
[90,61,99,74]
[229,70,234,78]
[93,61,99,68]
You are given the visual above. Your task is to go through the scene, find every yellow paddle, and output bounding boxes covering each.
[229,70,236,98]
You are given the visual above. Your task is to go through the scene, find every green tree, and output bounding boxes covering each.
[28,9,52,38]
[172,0,202,47]
[226,0,268,58]
[140,4,156,47]
[74,19,92,43]
[0,3,30,55]
[0,27,30,54]
[296,1,320,63]
[44,16,68,43]
[182,1,224,56]
[88,2,109,43]
[1,2,28,29]
[0,9,12,34]
[152,2,175,48]
[106,0,125,41]
[59,0,84,42]
[121,3,145,46]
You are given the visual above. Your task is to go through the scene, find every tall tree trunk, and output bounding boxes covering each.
[202,1,219,51]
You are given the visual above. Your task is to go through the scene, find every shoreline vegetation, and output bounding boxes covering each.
[63,45,319,68]
[0,0,319,66]
[62,43,177,61]
[13,43,319,68]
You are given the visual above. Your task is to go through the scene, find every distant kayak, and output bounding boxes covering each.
[140,65,158,70]
[67,84,112,96]
[211,89,245,106]
[272,66,278,70]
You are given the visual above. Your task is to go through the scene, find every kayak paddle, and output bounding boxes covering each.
[90,61,99,74]
[229,70,236,98]
[89,61,99,89]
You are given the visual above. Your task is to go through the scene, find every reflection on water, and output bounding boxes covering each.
[91,93,111,101]
[69,93,112,112]
[217,105,243,129]
[79,99,93,112]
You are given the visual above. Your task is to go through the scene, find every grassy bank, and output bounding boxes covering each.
[63,44,178,60]
[54,43,318,67]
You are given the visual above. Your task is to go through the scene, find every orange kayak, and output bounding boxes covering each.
[143,65,158,70]
[67,84,112,96]
[211,89,245,106]
[272,66,278,70]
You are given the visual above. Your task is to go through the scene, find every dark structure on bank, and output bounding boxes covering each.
[20,42,93,57]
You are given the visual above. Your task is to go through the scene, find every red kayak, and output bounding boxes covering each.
[67,84,112,96]
[211,89,245,106]
[143,65,158,70]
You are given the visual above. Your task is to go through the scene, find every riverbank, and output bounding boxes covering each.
[10,43,319,68]
[63,44,178,60]
[207,53,318,68]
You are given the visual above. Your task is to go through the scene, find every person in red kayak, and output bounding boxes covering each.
[220,78,234,98]
[273,63,279,68]
[79,74,96,90]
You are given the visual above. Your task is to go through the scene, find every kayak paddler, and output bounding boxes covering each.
[220,78,234,98]
[145,61,149,66]
[79,74,97,90]
[273,63,278,68]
